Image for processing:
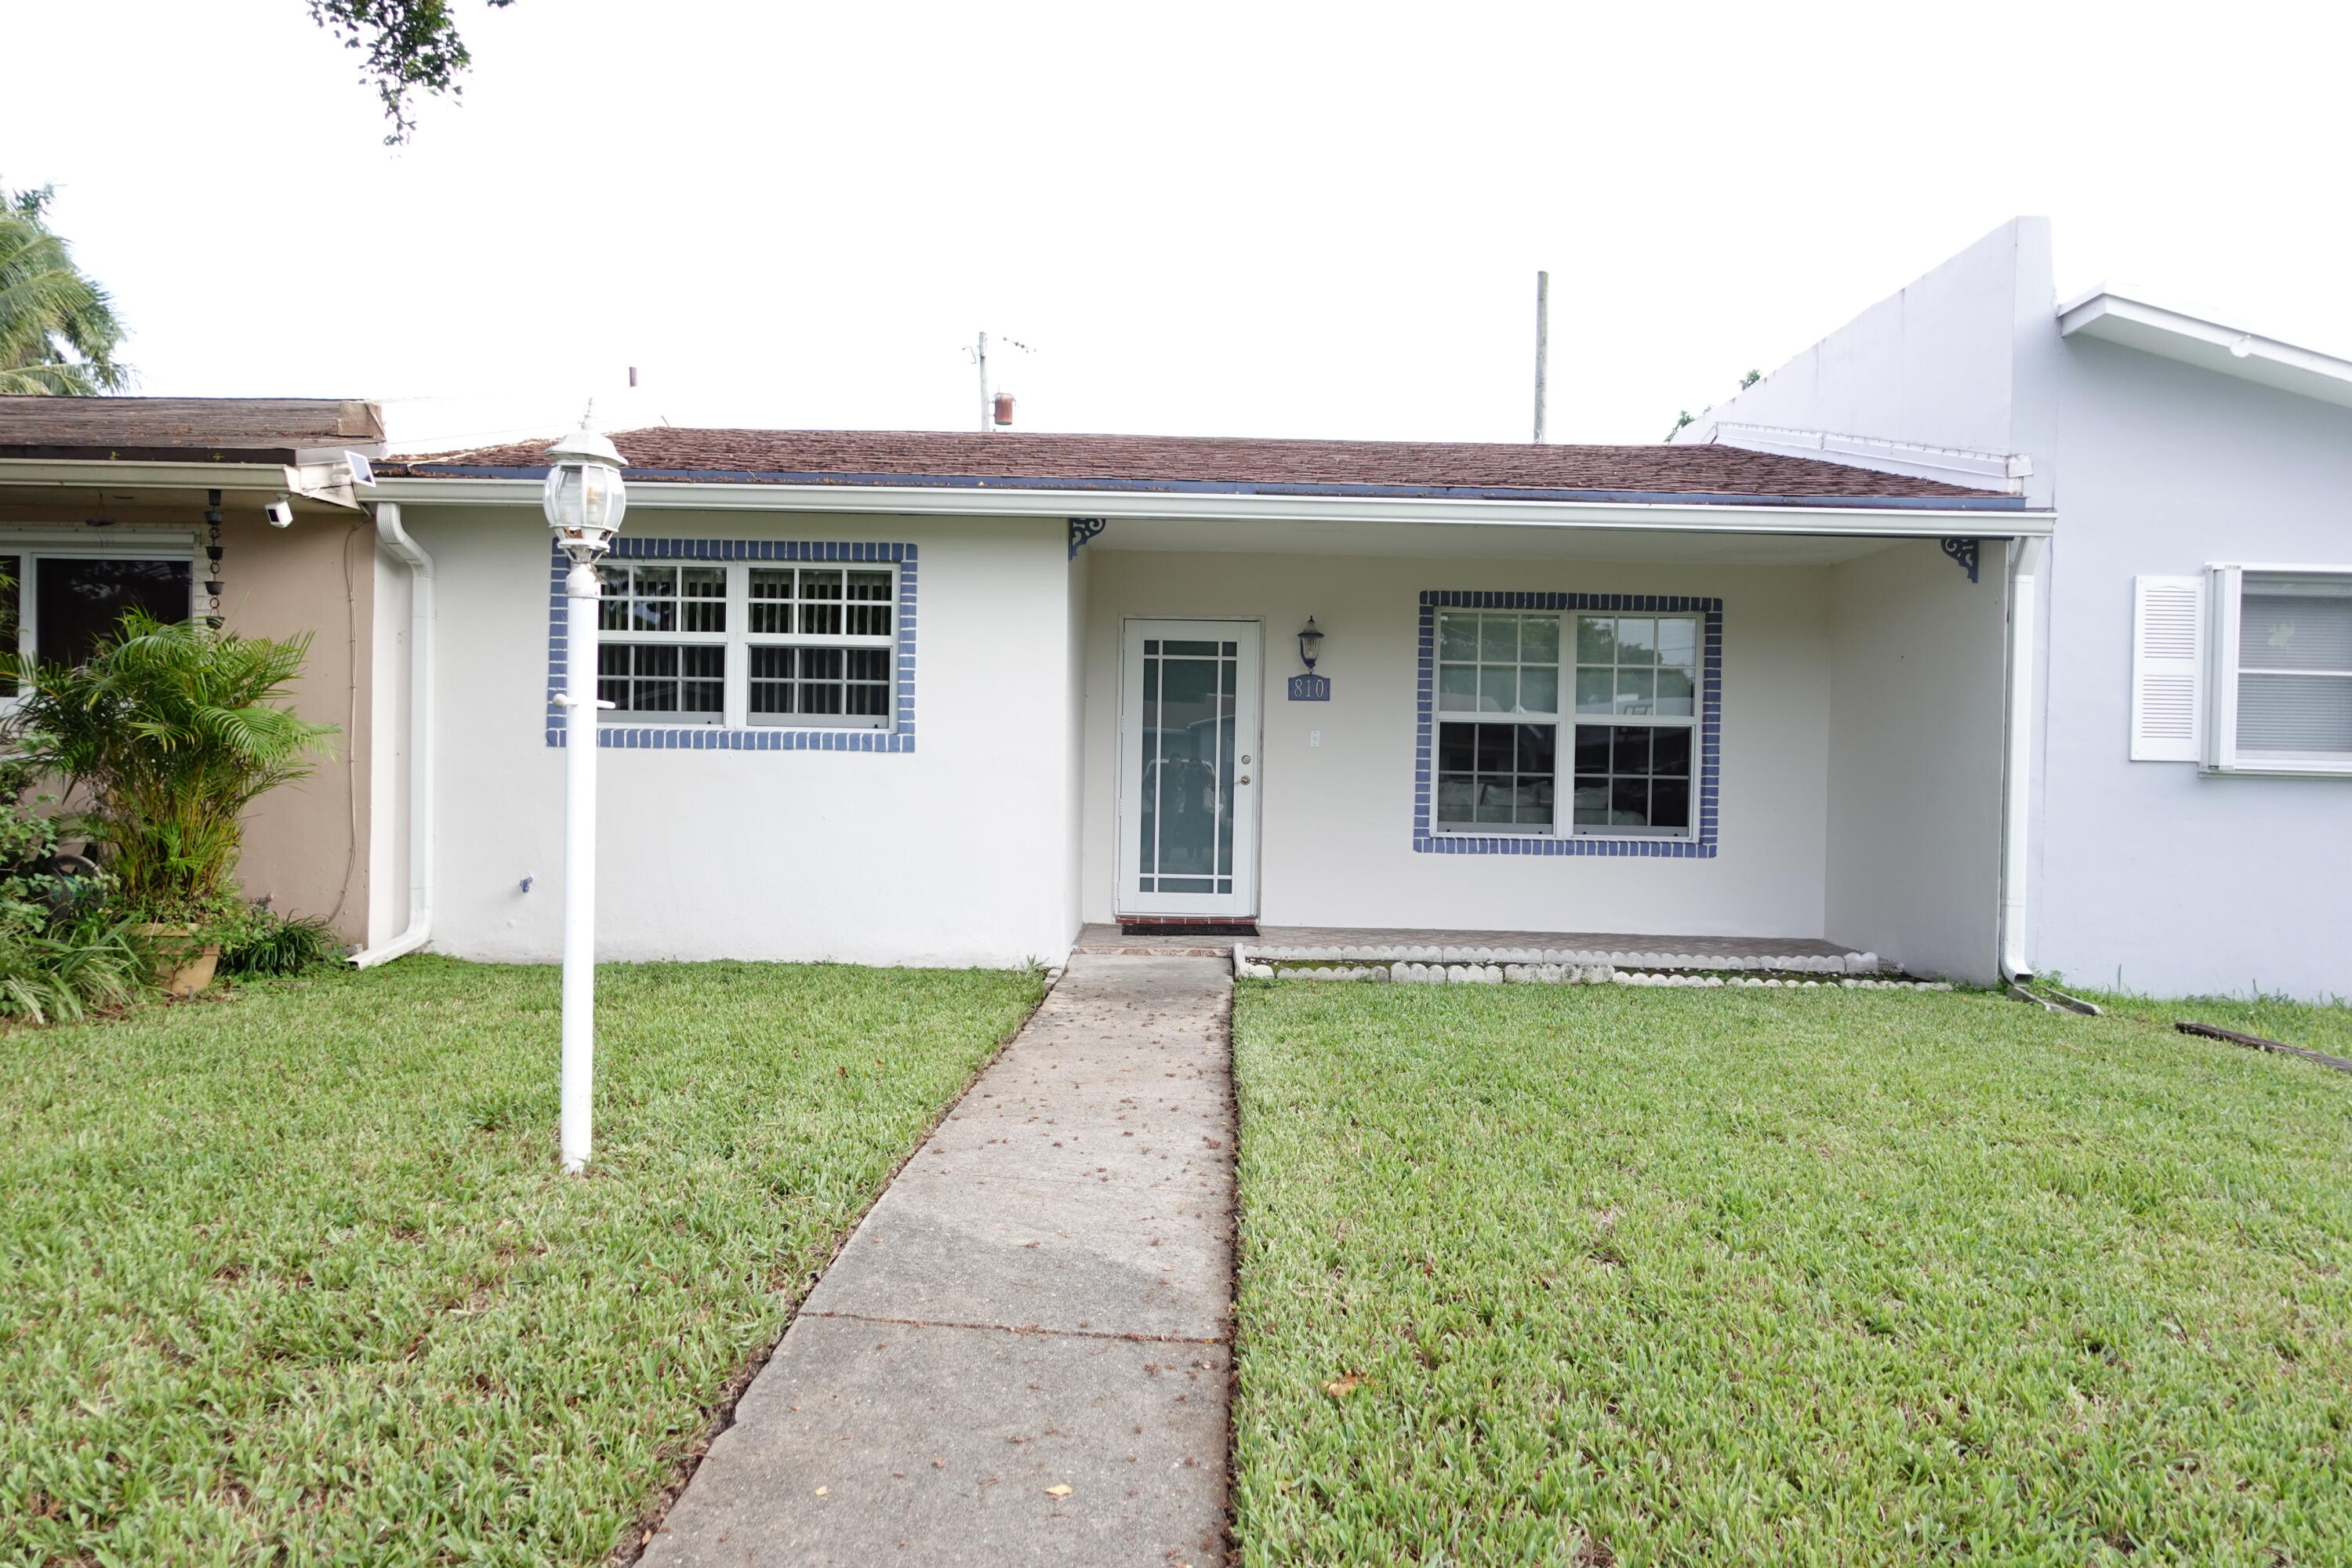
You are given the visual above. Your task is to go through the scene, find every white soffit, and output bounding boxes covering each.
[2058,292,2352,411]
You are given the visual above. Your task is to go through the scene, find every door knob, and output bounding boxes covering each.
[1238,775,1251,785]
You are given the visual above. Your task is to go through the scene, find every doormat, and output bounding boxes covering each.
[1121,920,1259,937]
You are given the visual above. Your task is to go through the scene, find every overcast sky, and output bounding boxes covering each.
[8,1,2346,451]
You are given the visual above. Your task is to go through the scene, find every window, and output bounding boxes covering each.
[2145,567,2352,774]
[592,559,898,729]
[1433,608,1700,837]
[0,551,194,695]
[2232,575,2352,756]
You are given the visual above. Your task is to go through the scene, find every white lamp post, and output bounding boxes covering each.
[543,423,627,1174]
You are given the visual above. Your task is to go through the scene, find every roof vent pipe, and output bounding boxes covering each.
[993,392,1015,427]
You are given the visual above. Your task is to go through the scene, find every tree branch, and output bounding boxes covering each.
[307,0,517,144]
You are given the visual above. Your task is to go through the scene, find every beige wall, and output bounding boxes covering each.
[219,511,373,939]
[0,499,372,940]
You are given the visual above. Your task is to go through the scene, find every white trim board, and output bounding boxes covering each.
[367,475,2050,540]
[2059,291,2352,412]
[1700,423,2027,493]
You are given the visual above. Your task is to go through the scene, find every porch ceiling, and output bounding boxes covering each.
[1087,515,1918,564]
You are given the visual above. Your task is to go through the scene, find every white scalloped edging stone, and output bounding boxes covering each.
[1234,947,1928,986]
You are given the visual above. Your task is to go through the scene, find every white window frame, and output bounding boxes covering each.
[2203,561,2352,777]
[0,535,198,710]
[1432,608,1702,840]
[593,559,898,731]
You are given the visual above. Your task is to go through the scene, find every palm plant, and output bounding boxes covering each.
[0,183,129,396]
[4,614,336,920]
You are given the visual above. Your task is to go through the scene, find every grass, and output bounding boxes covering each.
[1,955,1040,1564]
[2072,984,2352,1061]
[1231,982,2352,1566]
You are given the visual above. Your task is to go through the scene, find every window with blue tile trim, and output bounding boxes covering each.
[546,538,916,753]
[1414,591,1720,858]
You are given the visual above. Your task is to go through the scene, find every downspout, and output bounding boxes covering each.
[1998,534,2047,981]
[350,501,435,967]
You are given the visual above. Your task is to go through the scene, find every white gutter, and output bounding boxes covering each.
[368,474,2051,540]
[1998,533,2047,982]
[350,501,436,967]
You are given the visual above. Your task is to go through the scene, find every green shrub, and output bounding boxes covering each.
[2,612,336,923]
[216,903,343,978]
[0,916,148,1024]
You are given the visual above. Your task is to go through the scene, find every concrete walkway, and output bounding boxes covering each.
[650,955,1236,1567]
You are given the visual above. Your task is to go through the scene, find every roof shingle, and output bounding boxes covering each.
[0,395,384,459]
[387,428,2008,504]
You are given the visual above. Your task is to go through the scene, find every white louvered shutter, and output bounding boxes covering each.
[2130,575,2204,761]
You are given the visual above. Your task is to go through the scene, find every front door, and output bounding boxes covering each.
[1116,619,1261,918]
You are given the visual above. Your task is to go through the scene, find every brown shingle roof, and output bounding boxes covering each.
[0,395,385,460]
[386,428,2012,506]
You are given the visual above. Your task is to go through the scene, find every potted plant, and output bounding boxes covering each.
[2,612,336,996]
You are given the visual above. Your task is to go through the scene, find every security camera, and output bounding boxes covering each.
[265,496,295,528]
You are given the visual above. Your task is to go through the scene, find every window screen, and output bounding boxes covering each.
[2237,575,2352,755]
[1434,607,1701,837]
[587,557,899,731]
[599,643,724,717]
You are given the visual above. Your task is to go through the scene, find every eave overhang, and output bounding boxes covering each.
[2058,291,2352,412]
[0,455,373,511]
[367,470,2048,540]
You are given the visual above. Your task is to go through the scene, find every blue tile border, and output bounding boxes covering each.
[1413,590,1722,858]
[545,538,916,752]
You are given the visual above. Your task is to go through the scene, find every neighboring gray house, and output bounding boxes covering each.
[1673,218,2351,1000]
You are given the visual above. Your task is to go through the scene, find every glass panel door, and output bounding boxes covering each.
[1117,620,1261,916]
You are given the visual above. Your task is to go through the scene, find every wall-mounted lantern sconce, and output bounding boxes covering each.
[1298,617,1325,670]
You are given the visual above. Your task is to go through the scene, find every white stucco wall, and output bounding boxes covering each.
[2036,339,2352,1000]
[1675,219,2058,507]
[407,505,1077,969]
[1823,539,2009,983]
[1671,214,2352,997]
[1079,549,1837,940]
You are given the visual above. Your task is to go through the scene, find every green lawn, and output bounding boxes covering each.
[1231,982,2352,1566]
[2079,984,2352,1060]
[2,956,1040,1564]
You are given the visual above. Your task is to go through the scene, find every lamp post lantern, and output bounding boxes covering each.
[543,423,627,1174]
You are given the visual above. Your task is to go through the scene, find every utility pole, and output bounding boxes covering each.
[975,332,990,433]
[1533,270,1549,444]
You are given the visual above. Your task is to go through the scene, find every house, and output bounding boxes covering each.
[1671,218,2352,1000]
[0,396,383,928]
[0,400,2052,984]
[376,429,2039,983]
[53,294,2337,992]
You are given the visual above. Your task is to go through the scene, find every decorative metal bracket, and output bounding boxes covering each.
[1940,537,1980,583]
[1068,517,1107,559]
